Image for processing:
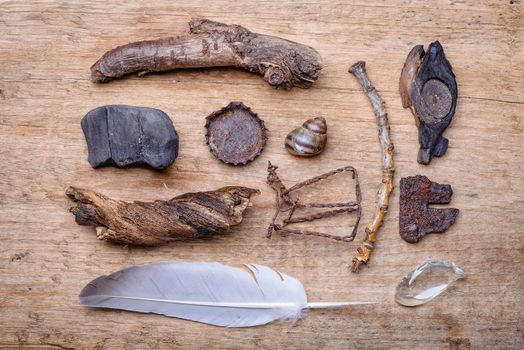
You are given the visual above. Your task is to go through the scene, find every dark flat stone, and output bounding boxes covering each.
[81,105,179,170]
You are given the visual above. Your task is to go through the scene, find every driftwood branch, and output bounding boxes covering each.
[348,61,395,272]
[66,186,259,246]
[91,19,323,89]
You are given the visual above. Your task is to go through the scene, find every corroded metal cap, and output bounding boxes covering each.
[205,102,268,165]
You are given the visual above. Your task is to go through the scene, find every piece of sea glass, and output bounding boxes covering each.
[395,259,466,307]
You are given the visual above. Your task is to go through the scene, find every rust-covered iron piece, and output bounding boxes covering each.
[399,41,457,165]
[91,19,323,89]
[399,175,459,243]
[266,162,361,242]
[205,102,267,165]
[66,186,259,246]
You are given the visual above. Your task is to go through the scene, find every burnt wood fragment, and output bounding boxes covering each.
[399,175,459,243]
[81,105,179,170]
[399,41,457,165]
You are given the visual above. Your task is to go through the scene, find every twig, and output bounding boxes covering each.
[348,61,395,272]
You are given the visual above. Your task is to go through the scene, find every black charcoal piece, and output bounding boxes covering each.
[399,41,458,165]
[81,105,179,170]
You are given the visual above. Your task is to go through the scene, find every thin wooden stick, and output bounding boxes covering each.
[348,61,395,272]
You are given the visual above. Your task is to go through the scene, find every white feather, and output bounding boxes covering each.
[79,261,376,327]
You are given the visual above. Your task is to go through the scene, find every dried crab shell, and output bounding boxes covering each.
[205,102,268,165]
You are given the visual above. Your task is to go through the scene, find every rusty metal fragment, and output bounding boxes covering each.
[399,175,459,243]
[205,102,267,165]
[266,162,361,242]
[399,41,457,165]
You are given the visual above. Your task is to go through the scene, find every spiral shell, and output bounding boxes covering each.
[285,117,327,156]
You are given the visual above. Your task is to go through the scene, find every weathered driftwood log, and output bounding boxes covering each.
[91,19,323,89]
[349,61,395,273]
[399,41,457,165]
[66,186,259,246]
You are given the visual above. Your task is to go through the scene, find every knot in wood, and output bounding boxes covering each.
[264,66,286,87]
[420,79,452,122]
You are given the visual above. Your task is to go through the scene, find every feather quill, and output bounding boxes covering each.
[79,261,376,327]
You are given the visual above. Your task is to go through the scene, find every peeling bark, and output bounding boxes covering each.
[91,19,323,89]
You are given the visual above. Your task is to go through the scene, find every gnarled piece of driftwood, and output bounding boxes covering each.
[91,19,323,89]
[66,186,259,246]
[399,41,457,165]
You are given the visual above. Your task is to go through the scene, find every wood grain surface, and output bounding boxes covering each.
[1,1,522,349]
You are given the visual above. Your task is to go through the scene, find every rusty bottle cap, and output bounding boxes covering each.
[205,102,268,165]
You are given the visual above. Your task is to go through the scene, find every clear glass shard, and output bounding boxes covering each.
[395,259,466,307]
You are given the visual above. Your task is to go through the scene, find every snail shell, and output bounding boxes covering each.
[285,117,327,156]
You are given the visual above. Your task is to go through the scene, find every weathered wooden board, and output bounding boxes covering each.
[0,1,522,349]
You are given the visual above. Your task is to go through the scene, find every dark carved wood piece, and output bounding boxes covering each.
[399,41,457,165]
